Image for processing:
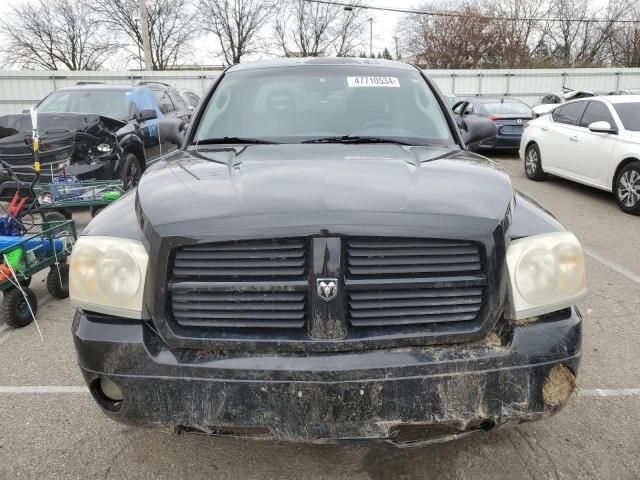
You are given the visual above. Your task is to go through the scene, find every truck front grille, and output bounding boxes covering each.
[169,238,309,330]
[345,237,485,329]
[172,238,307,280]
[171,289,307,329]
[167,235,488,343]
[346,237,482,278]
[0,132,75,166]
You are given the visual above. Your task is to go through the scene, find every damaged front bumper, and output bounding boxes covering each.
[72,308,581,447]
[0,157,117,199]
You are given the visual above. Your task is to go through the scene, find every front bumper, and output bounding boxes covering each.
[73,308,581,446]
[0,159,116,199]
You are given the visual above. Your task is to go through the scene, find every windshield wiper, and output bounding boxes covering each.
[193,137,279,146]
[301,135,415,146]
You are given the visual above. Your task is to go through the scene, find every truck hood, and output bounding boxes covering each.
[136,144,514,237]
[0,113,125,139]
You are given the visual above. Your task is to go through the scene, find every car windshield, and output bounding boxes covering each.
[480,100,531,115]
[37,89,130,120]
[193,65,455,146]
[613,102,640,131]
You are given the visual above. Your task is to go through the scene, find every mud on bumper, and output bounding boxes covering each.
[73,308,581,447]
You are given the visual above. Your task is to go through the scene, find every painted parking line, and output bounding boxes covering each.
[0,386,88,394]
[579,388,640,397]
[583,248,640,284]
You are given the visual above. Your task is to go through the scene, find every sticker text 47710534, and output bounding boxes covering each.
[347,77,400,88]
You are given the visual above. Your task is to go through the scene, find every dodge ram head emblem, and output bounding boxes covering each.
[316,279,338,301]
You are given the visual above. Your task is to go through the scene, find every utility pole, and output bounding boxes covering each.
[138,0,153,71]
[393,36,399,60]
[368,18,373,57]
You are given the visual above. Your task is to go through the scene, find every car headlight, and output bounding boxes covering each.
[96,143,112,154]
[506,232,586,320]
[69,236,148,319]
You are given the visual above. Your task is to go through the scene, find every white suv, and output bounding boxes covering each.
[520,96,640,215]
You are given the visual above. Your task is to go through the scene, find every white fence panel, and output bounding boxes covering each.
[0,67,640,114]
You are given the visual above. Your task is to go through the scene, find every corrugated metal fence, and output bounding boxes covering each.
[1,67,640,115]
[0,70,218,115]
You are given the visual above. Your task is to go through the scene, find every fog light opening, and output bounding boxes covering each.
[542,365,576,409]
[90,377,124,412]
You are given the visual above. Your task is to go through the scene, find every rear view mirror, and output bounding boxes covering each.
[136,109,157,122]
[460,115,497,147]
[588,121,617,134]
[157,118,185,146]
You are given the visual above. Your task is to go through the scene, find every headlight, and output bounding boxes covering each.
[96,143,112,154]
[70,236,148,319]
[506,232,586,320]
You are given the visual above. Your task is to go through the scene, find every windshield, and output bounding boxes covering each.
[193,66,455,146]
[480,100,531,115]
[613,102,640,131]
[37,89,130,120]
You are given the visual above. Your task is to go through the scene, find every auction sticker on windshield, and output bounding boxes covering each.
[347,77,400,88]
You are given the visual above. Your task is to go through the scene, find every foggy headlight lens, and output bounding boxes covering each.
[515,247,559,303]
[507,232,586,320]
[70,236,148,319]
[97,249,141,302]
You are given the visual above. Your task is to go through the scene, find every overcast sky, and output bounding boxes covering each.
[0,0,414,68]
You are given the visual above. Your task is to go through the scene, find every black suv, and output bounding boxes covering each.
[0,82,191,194]
[70,58,586,447]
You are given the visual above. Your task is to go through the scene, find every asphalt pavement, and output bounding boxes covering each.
[0,153,639,479]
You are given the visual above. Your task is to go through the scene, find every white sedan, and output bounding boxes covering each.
[520,95,640,215]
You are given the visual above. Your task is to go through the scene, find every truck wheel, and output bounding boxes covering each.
[524,144,545,181]
[615,161,640,215]
[46,263,69,299]
[2,287,37,328]
[122,153,142,191]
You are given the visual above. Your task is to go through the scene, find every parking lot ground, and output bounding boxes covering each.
[1,154,639,479]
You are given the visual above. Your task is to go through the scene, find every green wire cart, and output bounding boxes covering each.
[0,219,76,328]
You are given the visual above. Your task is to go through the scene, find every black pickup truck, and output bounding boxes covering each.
[70,58,586,447]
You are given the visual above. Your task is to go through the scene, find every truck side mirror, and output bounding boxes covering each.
[136,109,157,122]
[157,118,185,146]
[460,115,497,147]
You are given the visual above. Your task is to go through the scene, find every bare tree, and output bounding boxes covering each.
[608,4,640,67]
[199,0,275,65]
[0,0,114,70]
[91,0,198,70]
[541,0,631,66]
[274,0,366,57]
[400,2,507,68]
[487,0,549,66]
[333,5,369,57]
